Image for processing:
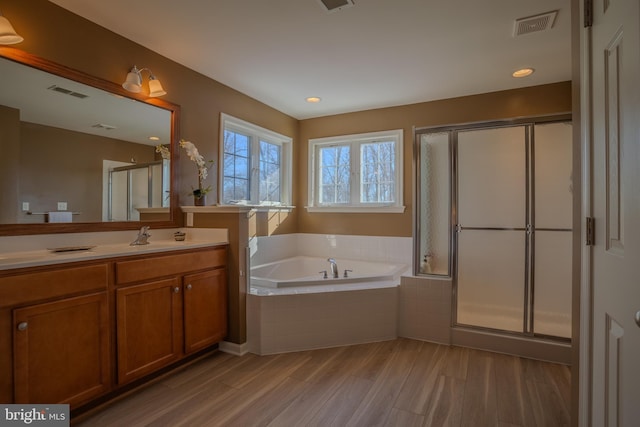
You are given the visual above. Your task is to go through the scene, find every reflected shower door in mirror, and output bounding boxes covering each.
[0,47,180,235]
[106,160,170,221]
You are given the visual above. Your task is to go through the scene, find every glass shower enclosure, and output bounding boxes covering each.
[108,159,170,221]
[415,117,572,339]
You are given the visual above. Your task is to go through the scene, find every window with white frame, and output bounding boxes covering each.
[308,129,404,212]
[220,113,292,206]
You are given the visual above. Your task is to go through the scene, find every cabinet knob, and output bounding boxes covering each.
[17,322,28,331]
[173,287,180,293]
[186,284,192,290]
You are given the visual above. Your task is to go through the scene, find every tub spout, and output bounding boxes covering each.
[327,258,339,278]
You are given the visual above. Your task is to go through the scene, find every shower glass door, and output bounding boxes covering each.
[454,121,572,338]
[456,126,528,332]
[532,122,573,338]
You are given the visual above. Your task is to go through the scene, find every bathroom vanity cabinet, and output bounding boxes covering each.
[115,248,227,384]
[3,264,111,408]
[0,244,228,410]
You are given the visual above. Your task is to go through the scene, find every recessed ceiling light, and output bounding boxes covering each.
[512,68,535,78]
[306,97,321,103]
[148,136,160,141]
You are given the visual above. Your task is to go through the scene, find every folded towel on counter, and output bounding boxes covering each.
[48,211,73,223]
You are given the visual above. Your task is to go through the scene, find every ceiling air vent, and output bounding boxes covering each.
[513,10,558,36]
[91,123,116,131]
[47,85,89,99]
[316,0,354,13]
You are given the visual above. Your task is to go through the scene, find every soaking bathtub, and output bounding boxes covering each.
[247,256,409,354]
[250,256,409,294]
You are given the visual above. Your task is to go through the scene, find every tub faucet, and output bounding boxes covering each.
[327,258,339,278]
[130,226,151,246]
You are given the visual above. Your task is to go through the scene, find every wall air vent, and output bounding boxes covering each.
[47,85,89,99]
[91,123,116,131]
[316,0,354,13]
[513,10,558,36]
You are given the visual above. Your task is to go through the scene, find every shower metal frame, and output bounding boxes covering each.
[413,113,572,342]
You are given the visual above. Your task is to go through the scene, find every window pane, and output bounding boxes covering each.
[223,130,251,202]
[380,183,394,202]
[233,178,249,200]
[223,170,249,201]
[360,141,395,203]
[319,145,350,204]
[222,115,291,206]
[259,140,281,202]
[309,129,402,210]
[235,157,248,179]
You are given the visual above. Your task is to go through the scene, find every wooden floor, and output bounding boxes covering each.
[76,339,571,427]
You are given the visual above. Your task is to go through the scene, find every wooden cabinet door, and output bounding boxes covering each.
[116,277,182,384]
[13,292,110,408]
[183,268,227,354]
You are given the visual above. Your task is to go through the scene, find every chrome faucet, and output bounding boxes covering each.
[327,258,339,278]
[130,226,151,245]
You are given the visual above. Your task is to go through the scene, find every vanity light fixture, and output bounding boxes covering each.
[0,11,23,44]
[512,68,535,78]
[122,66,167,97]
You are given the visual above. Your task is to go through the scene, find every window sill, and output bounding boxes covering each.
[218,204,294,212]
[305,205,406,214]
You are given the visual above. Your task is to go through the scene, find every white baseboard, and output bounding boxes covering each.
[219,340,249,356]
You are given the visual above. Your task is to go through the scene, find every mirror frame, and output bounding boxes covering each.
[0,47,181,236]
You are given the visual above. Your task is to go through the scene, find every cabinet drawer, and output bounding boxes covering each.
[115,247,226,285]
[0,264,109,308]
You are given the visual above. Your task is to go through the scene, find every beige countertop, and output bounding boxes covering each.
[0,228,227,271]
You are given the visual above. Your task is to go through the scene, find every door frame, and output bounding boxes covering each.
[575,0,593,425]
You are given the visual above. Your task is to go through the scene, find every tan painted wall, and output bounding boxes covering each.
[297,82,572,236]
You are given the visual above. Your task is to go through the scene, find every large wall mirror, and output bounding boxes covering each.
[0,47,180,235]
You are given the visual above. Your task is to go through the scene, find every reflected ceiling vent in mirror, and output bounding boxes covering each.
[47,85,89,99]
[513,10,558,37]
[316,0,354,13]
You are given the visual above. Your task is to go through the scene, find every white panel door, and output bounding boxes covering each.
[588,0,640,424]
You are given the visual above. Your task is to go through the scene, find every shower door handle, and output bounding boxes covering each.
[635,310,640,328]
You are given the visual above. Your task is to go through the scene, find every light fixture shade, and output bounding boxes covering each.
[147,76,166,97]
[0,15,23,45]
[122,68,142,93]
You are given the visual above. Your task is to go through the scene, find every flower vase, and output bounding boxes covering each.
[194,194,206,206]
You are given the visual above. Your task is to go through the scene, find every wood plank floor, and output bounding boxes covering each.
[76,339,571,427]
